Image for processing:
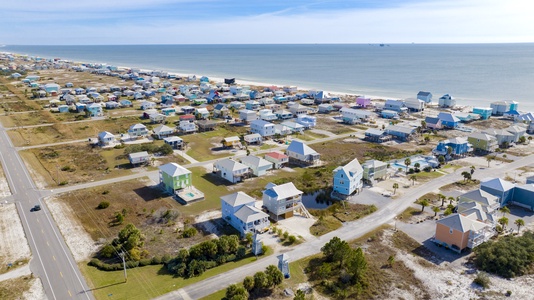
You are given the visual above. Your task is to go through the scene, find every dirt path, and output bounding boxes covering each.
[0,204,31,268]
[45,196,98,262]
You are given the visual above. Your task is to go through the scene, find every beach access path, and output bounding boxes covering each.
[153,154,534,300]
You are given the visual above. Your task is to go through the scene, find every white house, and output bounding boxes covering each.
[244,133,262,145]
[340,107,376,123]
[259,109,277,121]
[264,152,289,169]
[213,158,250,183]
[153,124,175,139]
[404,98,425,112]
[250,119,275,137]
[239,109,257,123]
[263,182,304,220]
[178,120,197,134]
[128,151,150,165]
[96,131,114,146]
[140,101,156,110]
[221,192,270,237]
[286,140,320,166]
[438,94,456,108]
[332,158,363,196]
[289,104,308,117]
[280,121,305,134]
[128,123,149,138]
[240,155,272,177]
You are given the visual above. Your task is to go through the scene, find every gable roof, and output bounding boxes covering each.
[417,91,431,96]
[386,125,415,134]
[468,132,496,141]
[425,116,441,124]
[234,205,269,224]
[153,124,174,134]
[460,189,499,207]
[437,112,460,123]
[220,191,256,207]
[362,159,387,169]
[334,158,363,177]
[98,131,114,139]
[436,213,488,233]
[506,125,526,133]
[215,158,248,171]
[286,140,318,156]
[264,182,303,200]
[265,152,288,160]
[480,178,515,192]
[240,155,272,169]
[129,123,147,130]
[129,151,149,159]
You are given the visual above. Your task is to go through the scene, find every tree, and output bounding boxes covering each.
[461,171,472,182]
[421,120,427,129]
[470,165,476,175]
[414,162,421,172]
[432,206,440,217]
[446,146,453,157]
[519,136,526,144]
[501,206,510,217]
[438,193,446,207]
[409,175,417,186]
[345,247,367,284]
[253,271,268,290]
[498,217,509,231]
[321,236,351,267]
[265,265,283,287]
[418,199,430,212]
[294,289,306,300]
[243,276,254,292]
[501,141,509,149]
[448,196,456,205]
[404,158,411,174]
[158,143,173,155]
[486,156,493,168]
[392,183,399,194]
[424,135,430,144]
[528,136,533,144]
[444,208,453,216]
[438,155,445,165]
[515,219,525,233]
[225,284,248,300]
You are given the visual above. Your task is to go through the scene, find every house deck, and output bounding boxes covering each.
[175,187,205,205]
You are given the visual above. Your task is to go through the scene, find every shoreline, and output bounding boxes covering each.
[2,50,525,113]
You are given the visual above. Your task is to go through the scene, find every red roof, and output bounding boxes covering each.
[180,114,195,120]
[265,152,288,160]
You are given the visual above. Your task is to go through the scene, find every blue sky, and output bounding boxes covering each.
[1,0,533,45]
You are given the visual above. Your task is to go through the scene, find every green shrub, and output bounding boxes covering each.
[473,272,491,289]
[181,227,197,238]
[288,235,297,244]
[97,201,110,209]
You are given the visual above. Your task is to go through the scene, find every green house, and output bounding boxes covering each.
[467,133,498,152]
[159,163,192,194]
[362,159,388,182]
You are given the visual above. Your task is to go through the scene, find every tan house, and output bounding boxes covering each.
[434,213,494,253]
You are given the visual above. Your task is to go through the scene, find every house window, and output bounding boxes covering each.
[449,228,453,234]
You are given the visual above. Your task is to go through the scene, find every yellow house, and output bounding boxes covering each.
[223,136,241,148]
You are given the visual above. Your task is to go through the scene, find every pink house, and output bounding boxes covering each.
[356,97,371,108]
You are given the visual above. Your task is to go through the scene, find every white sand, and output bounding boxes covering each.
[0,204,31,266]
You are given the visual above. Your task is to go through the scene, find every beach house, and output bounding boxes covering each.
[472,107,493,120]
[433,213,493,253]
[159,163,192,194]
[178,120,197,134]
[417,91,432,103]
[213,158,250,183]
[340,107,375,124]
[197,120,217,132]
[433,137,472,157]
[356,97,371,108]
[245,100,260,111]
[424,117,442,130]
[480,178,515,205]
[458,189,500,214]
[98,131,115,146]
[240,155,273,177]
[153,124,175,139]
[44,83,60,94]
[318,103,334,114]
[223,136,242,148]
[490,101,510,116]
[362,160,388,182]
[86,103,103,117]
[332,158,363,196]
[275,110,293,120]
[128,151,150,165]
[438,94,456,108]
[296,115,317,129]
[244,133,262,145]
[264,152,289,169]
[250,119,275,138]
[482,128,515,146]
[127,123,149,138]
[149,113,166,124]
[163,136,184,149]
[437,112,460,128]
[505,125,526,143]
[259,109,277,121]
[239,109,257,123]
[385,125,416,141]
[404,98,425,112]
[280,121,305,134]
[289,104,308,117]
[221,192,269,237]
[381,110,399,119]
[384,99,407,113]
[468,133,498,152]
[213,103,229,118]
[262,182,304,220]
[364,128,390,143]
[286,140,320,166]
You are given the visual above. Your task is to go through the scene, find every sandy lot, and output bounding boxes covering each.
[0,204,31,267]
[45,196,98,262]
[0,163,11,197]
[22,278,47,300]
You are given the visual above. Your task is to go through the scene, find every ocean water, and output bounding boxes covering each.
[3,44,534,111]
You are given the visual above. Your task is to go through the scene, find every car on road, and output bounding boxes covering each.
[30,205,41,212]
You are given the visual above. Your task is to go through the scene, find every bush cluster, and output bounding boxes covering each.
[97,201,110,209]
[123,143,173,155]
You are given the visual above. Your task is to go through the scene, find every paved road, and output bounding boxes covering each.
[154,154,534,300]
[0,123,94,300]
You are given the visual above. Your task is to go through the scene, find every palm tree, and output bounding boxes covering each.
[438,193,446,207]
[414,162,421,172]
[404,158,411,174]
[418,198,430,212]
[498,216,509,231]
[448,196,456,205]
[500,206,510,217]
[446,146,453,158]
[515,219,525,233]
[461,171,471,182]
[528,136,532,144]
[432,206,440,217]
[392,183,399,194]
[470,165,476,175]
[421,120,427,129]
[409,175,417,186]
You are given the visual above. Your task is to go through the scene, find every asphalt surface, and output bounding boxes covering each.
[0,123,94,300]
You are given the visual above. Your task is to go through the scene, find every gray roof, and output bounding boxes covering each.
[468,132,496,141]
[159,163,191,177]
[480,178,515,192]
[436,213,488,233]
[234,205,268,223]
[221,191,256,207]
[460,189,499,208]
[362,159,387,169]
[153,124,174,134]
[264,182,303,200]
[365,128,385,136]
[334,158,363,177]
[425,116,441,124]
[98,131,114,139]
[286,140,318,156]
[129,151,149,159]
[386,125,415,134]
[240,155,272,169]
[215,158,248,172]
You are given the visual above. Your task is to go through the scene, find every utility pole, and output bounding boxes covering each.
[120,252,127,282]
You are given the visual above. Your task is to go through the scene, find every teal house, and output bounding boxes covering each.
[159,163,192,194]
[472,107,492,120]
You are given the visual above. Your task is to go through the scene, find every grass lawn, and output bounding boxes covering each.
[397,207,422,221]
[177,167,231,215]
[81,248,272,300]
[0,110,57,127]
[309,202,378,236]
[182,127,242,161]
[409,170,444,183]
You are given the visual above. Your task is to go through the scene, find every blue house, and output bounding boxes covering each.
[221,192,270,237]
[58,105,69,113]
[381,110,399,119]
[437,112,460,128]
[384,100,407,113]
[385,125,416,141]
[120,99,132,107]
[332,158,363,196]
[433,137,472,157]
[417,91,432,103]
[75,103,86,112]
[44,83,60,93]
[86,103,103,117]
[480,178,515,205]
[472,107,492,120]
